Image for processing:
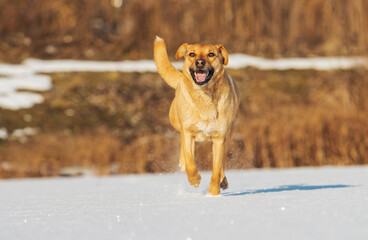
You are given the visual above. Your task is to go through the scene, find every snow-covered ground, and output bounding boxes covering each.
[1,166,367,240]
[1,55,368,111]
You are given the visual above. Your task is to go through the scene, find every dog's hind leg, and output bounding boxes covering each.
[220,167,228,190]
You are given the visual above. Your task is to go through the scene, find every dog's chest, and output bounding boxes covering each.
[192,96,228,141]
[194,120,221,141]
[179,85,229,141]
[192,107,227,141]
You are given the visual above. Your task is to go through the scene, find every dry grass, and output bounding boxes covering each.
[0,130,178,178]
[1,0,368,62]
[229,69,368,168]
[1,68,367,178]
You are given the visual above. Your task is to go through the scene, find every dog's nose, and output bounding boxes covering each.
[195,59,205,68]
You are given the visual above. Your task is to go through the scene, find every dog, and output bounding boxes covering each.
[154,36,239,195]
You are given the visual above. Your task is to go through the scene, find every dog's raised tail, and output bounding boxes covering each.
[154,36,181,89]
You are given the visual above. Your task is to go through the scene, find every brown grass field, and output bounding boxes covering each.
[1,0,368,62]
[1,68,367,178]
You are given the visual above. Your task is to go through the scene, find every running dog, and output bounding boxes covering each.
[154,37,239,195]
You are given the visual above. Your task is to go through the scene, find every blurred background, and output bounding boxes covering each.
[1,0,368,62]
[0,0,367,178]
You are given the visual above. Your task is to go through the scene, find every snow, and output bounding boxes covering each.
[2,55,367,75]
[0,128,7,139]
[228,54,368,70]
[0,74,52,110]
[1,166,368,240]
[8,127,38,142]
[23,59,160,73]
[1,55,368,111]
[0,91,45,110]
[0,127,37,142]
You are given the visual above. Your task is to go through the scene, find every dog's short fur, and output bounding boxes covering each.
[154,37,239,195]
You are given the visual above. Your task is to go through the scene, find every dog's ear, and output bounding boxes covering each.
[217,44,229,66]
[175,43,188,59]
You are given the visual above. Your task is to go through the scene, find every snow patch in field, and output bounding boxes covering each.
[0,127,38,141]
[0,74,52,110]
[23,58,159,73]
[228,54,368,70]
[6,55,368,74]
[10,127,38,142]
[0,91,44,110]
[1,55,368,111]
[0,128,8,139]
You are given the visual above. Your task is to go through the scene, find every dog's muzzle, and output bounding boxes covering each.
[190,68,214,86]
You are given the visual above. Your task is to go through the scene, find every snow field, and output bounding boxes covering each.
[1,166,368,240]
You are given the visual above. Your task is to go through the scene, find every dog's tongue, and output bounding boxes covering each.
[195,72,207,82]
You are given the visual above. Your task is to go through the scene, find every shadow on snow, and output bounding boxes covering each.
[222,184,354,197]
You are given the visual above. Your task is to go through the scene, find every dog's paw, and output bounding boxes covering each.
[220,177,229,190]
[187,171,201,187]
[208,184,220,196]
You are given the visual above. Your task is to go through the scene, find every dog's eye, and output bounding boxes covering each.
[208,53,215,57]
[189,53,196,57]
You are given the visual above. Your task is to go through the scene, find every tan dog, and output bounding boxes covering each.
[154,37,239,195]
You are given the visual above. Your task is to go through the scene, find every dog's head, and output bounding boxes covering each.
[175,43,228,86]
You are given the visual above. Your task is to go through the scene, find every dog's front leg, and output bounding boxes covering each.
[181,132,201,187]
[209,137,225,195]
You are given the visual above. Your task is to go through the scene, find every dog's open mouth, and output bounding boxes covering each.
[190,68,214,86]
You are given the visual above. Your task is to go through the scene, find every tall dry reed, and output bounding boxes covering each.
[1,0,368,62]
